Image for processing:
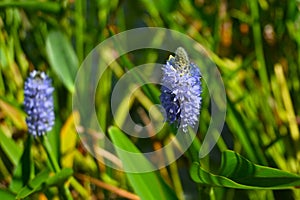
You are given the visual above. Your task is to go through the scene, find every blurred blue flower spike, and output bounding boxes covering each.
[160,47,202,132]
[24,70,55,137]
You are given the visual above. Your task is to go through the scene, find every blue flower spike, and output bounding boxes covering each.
[160,47,202,132]
[24,70,55,137]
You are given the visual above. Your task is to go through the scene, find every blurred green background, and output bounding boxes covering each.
[0,0,300,199]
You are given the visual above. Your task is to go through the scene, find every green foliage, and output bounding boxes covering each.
[16,168,73,199]
[0,0,299,199]
[191,151,300,189]
[0,189,15,200]
[46,31,78,93]
[0,128,22,166]
[9,136,33,193]
[108,126,178,200]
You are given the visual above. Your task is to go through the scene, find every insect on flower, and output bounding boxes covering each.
[160,47,202,132]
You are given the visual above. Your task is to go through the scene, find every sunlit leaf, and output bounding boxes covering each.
[0,98,26,129]
[46,30,78,93]
[60,112,78,168]
[190,150,300,189]
[108,126,178,200]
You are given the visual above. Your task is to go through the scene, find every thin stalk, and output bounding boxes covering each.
[274,64,300,153]
[41,135,73,200]
[41,135,60,172]
[183,128,201,163]
[75,0,84,63]
[165,138,184,200]
[0,1,61,13]
[248,0,270,93]
[69,177,89,198]
[76,174,140,200]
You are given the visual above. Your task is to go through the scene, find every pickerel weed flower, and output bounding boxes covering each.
[24,70,55,137]
[160,47,202,132]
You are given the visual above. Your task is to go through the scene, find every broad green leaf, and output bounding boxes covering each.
[0,128,22,166]
[190,150,300,189]
[46,30,78,93]
[108,126,178,200]
[0,189,15,200]
[16,169,50,199]
[16,168,73,199]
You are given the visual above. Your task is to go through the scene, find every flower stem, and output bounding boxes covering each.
[184,130,200,163]
[41,135,60,172]
[41,135,73,200]
[69,177,89,198]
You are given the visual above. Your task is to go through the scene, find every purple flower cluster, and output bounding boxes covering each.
[160,47,202,132]
[24,70,55,137]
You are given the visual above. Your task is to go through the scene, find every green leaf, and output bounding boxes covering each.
[108,126,178,200]
[16,168,73,199]
[0,128,22,166]
[16,169,51,199]
[44,168,73,187]
[9,136,34,193]
[46,30,78,93]
[190,150,300,189]
[0,188,15,200]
